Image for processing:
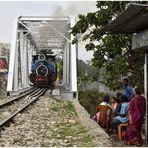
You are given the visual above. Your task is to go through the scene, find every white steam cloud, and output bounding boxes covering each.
[51,1,97,62]
[52,1,97,17]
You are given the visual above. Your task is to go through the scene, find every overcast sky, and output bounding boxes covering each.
[0,0,97,61]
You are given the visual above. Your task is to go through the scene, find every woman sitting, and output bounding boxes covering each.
[124,87,146,146]
[115,92,122,112]
[111,96,121,117]
[111,95,128,134]
[93,95,112,128]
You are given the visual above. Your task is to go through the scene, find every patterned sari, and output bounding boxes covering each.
[125,95,146,145]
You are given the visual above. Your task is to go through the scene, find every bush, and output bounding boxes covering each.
[78,89,105,116]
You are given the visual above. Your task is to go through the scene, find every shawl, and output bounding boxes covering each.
[129,95,146,124]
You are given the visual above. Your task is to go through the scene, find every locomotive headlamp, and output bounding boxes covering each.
[38,54,46,61]
[36,65,48,77]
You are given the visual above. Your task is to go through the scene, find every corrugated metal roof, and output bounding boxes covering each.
[106,3,148,33]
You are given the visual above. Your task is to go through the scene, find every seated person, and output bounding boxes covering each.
[111,96,121,118]
[93,95,112,128]
[115,92,122,112]
[111,96,118,113]
[116,92,122,100]
[111,95,128,134]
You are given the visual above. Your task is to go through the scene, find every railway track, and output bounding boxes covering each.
[0,87,37,108]
[0,88,47,130]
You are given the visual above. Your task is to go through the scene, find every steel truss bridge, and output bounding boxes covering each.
[7,16,78,99]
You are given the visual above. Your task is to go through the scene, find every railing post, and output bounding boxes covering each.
[7,17,19,92]
[69,16,77,98]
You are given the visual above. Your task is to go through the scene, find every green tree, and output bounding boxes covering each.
[71,1,145,90]
[77,59,99,89]
[78,89,104,115]
[56,58,63,82]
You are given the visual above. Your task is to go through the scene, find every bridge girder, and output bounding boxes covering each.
[7,16,78,99]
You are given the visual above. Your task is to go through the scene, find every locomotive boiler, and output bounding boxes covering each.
[29,54,57,88]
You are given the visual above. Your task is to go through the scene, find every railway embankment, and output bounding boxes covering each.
[0,90,112,147]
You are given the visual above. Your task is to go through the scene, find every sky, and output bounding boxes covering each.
[0,0,98,62]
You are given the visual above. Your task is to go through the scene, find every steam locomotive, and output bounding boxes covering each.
[29,54,57,88]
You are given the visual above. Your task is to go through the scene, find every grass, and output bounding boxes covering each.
[52,100,96,147]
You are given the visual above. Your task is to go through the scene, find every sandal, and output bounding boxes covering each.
[136,143,142,146]
[124,141,137,145]
[124,141,128,145]
[128,141,138,145]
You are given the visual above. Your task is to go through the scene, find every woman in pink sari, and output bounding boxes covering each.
[125,87,146,146]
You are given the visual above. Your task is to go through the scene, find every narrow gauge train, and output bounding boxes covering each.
[29,54,57,88]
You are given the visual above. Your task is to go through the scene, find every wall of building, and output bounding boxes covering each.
[0,43,10,96]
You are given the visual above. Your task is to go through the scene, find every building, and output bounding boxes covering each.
[0,42,10,95]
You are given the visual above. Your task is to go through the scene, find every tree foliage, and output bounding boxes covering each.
[71,1,145,90]
[77,59,99,89]
[78,89,104,115]
[56,58,63,82]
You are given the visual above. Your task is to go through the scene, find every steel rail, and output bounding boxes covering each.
[0,87,38,108]
[0,88,47,129]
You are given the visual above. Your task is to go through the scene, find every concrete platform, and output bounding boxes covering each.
[44,88,61,99]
